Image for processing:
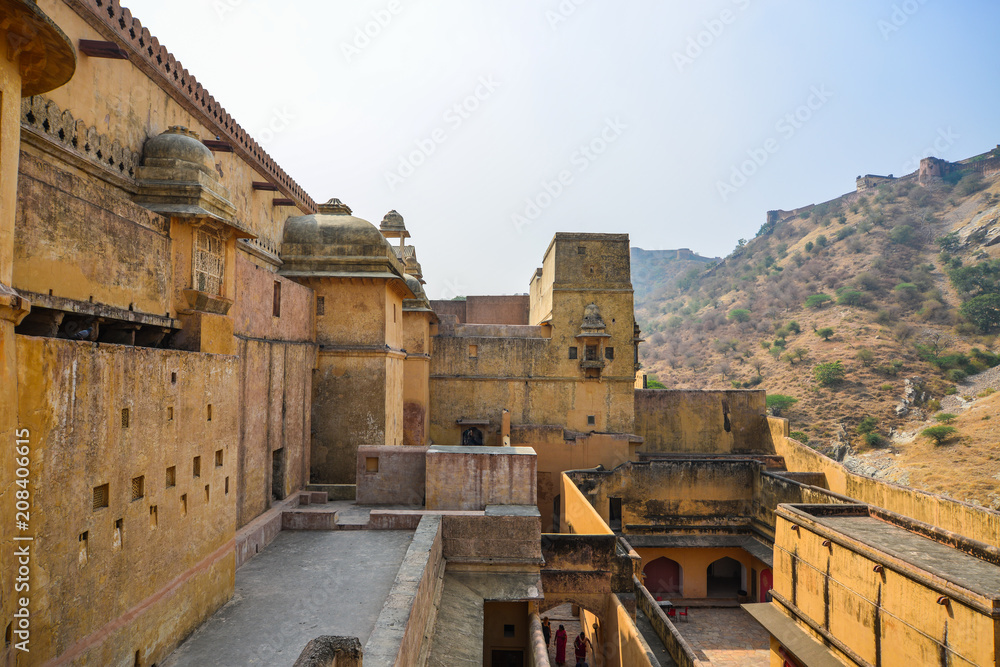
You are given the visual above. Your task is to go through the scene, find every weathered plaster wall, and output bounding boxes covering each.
[232,255,315,527]
[312,352,387,484]
[441,513,542,563]
[0,49,26,667]
[355,445,426,506]
[767,416,1000,547]
[235,339,313,527]
[231,254,314,342]
[772,510,998,666]
[517,427,637,532]
[14,148,171,315]
[430,353,633,446]
[426,447,537,511]
[402,310,431,446]
[304,276,406,483]
[429,295,530,325]
[568,461,757,532]
[466,295,530,324]
[635,389,769,454]
[16,336,237,665]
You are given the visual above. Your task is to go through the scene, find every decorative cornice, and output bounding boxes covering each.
[64,0,316,213]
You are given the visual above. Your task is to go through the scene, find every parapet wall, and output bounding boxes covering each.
[560,472,614,535]
[635,389,769,454]
[429,295,531,325]
[356,445,427,506]
[426,446,537,510]
[569,460,757,532]
[766,416,1000,548]
[364,515,444,666]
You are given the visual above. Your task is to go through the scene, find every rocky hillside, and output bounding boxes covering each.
[633,148,1000,509]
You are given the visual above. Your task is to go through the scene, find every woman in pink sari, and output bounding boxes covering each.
[555,624,568,665]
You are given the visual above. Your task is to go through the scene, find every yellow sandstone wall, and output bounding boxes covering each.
[1,47,25,667]
[13,147,172,315]
[302,276,406,483]
[230,255,315,526]
[34,0,310,249]
[604,592,655,667]
[634,547,768,600]
[16,336,238,665]
[560,473,614,535]
[402,310,431,446]
[767,416,1000,548]
[635,389,770,454]
[568,460,757,531]
[772,513,997,666]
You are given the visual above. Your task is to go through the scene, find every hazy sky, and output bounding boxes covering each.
[122,0,1000,298]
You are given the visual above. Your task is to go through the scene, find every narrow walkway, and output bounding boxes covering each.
[162,530,413,667]
[634,607,677,666]
[544,603,582,666]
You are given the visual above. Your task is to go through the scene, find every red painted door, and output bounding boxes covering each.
[759,568,773,602]
[643,557,682,597]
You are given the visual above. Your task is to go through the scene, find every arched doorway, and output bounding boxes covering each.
[462,427,483,446]
[706,557,743,598]
[759,569,773,602]
[643,557,682,598]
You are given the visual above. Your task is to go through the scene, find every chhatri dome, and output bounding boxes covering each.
[280,198,410,282]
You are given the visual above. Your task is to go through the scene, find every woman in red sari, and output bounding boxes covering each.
[575,632,592,663]
[555,624,568,665]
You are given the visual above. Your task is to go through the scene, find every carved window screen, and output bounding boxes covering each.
[194,230,225,296]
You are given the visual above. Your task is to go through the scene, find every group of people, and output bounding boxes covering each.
[541,616,593,666]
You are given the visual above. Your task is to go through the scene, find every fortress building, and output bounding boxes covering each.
[2,2,1000,666]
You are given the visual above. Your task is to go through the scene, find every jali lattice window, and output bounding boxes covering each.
[194,229,225,296]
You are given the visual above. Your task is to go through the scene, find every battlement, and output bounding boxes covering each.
[68,0,315,212]
[855,173,897,191]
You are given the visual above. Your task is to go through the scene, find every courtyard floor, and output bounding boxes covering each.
[673,607,770,667]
